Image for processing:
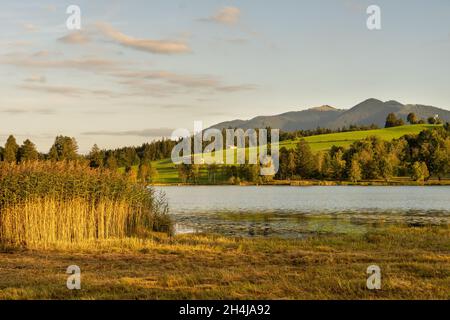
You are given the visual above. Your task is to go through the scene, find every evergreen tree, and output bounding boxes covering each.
[18,139,39,162]
[294,139,315,178]
[88,144,103,168]
[49,136,78,161]
[4,135,19,163]
[277,147,289,180]
[287,151,297,178]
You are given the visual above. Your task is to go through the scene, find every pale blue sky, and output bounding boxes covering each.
[1,0,449,152]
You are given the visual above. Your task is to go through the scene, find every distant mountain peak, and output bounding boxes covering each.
[385,100,403,106]
[361,98,383,104]
[209,99,449,132]
[308,105,338,112]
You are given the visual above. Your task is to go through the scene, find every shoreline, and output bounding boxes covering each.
[152,179,450,187]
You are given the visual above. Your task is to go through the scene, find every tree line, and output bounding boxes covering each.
[1,118,448,184]
[177,123,449,184]
[0,135,177,184]
[277,123,449,182]
[280,124,380,141]
[385,112,444,128]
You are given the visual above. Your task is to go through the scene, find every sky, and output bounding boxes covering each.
[0,0,449,153]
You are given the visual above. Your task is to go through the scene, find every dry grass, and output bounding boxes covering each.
[0,225,448,300]
[0,161,172,248]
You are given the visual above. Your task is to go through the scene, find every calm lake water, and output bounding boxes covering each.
[155,186,450,238]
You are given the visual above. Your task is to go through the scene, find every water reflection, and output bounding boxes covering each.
[160,186,450,238]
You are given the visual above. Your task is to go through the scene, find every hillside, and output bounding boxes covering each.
[211,99,450,131]
[152,124,438,184]
[279,124,438,151]
[213,105,345,132]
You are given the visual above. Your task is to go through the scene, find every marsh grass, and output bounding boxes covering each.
[0,161,172,248]
[0,225,448,299]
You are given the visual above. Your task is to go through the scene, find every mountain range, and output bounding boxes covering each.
[210,98,450,131]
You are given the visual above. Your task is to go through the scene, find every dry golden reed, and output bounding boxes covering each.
[0,161,172,248]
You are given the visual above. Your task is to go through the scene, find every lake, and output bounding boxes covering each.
[155,186,450,238]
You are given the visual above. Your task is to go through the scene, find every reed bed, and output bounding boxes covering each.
[0,161,172,248]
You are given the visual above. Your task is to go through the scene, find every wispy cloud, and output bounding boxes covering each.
[23,23,39,32]
[24,75,47,83]
[96,22,190,54]
[0,40,33,47]
[118,71,220,88]
[58,31,90,44]
[201,7,241,25]
[19,84,84,97]
[159,104,230,117]
[0,107,55,115]
[342,0,366,13]
[82,128,174,137]
[216,84,256,92]
[1,55,120,72]
[18,83,120,99]
[32,50,50,57]
[45,5,57,12]
[223,38,249,45]
[115,70,257,93]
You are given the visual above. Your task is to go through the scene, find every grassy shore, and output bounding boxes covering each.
[1,225,449,300]
[153,178,450,187]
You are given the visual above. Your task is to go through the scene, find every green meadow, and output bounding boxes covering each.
[279,124,438,151]
[150,124,439,184]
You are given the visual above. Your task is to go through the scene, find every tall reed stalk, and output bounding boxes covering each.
[0,161,172,248]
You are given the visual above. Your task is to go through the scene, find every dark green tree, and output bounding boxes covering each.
[287,151,297,178]
[385,113,404,128]
[385,113,398,128]
[49,136,79,161]
[88,144,103,168]
[18,139,39,162]
[294,139,315,178]
[4,135,19,163]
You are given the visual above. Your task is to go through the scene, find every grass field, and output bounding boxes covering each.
[1,225,448,299]
[150,124,439,184]
[279,124,438,151]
